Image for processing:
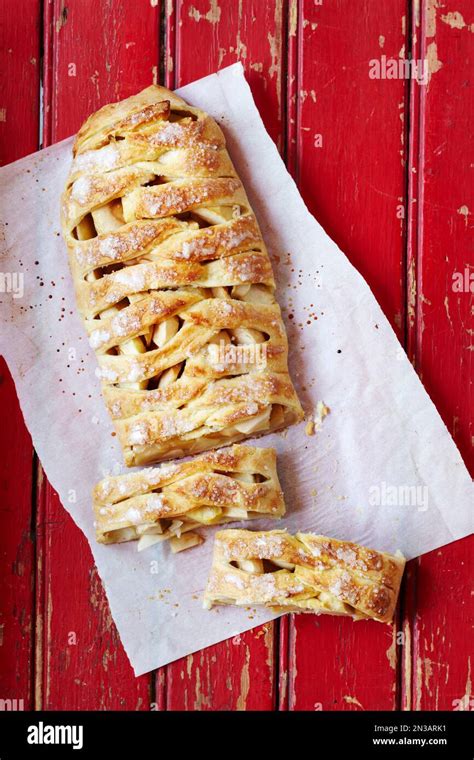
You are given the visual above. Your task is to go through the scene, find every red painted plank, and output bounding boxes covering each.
[35,485,151,709]
[403,538,473,711]
[0,361,35,709]
[171,0,288,149]
[284,0,408,710]
[36,0,160,709]
[0,0,40,710]
[403,0,473,711]
[160,0,287,710]
[165,625,277,710]
[0,2,41,164]
[45,0,161,143]
[407,0,473,472]
[287,615,400,711]
[293,0,408,338]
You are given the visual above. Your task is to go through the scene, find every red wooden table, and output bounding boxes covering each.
[1,0,472,711]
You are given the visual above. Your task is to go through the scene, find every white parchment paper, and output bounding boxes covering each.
[0,64,472,675]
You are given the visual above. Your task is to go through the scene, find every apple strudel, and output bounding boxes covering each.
[204,529,405,623]
[93,445,285,552]
[61,85,303,466]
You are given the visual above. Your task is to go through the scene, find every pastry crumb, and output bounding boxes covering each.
[305,400,331,436]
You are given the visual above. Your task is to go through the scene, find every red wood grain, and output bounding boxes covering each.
[171,0,288,149]
[0,2,41,164]
[293,0,408,338]
[0,0,41,710]
[35,0,160,709]
[283,0,408,710]
[403,0,473,711]
[0,364,35,709]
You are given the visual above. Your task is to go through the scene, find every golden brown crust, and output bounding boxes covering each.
[204,529,406,623]
[61,85,303,466]
[93,445,285,551]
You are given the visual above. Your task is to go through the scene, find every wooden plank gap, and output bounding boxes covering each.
[405,0,424,364]
[285,0,301,180]
[40,0,54,149]
[165,0,176,89]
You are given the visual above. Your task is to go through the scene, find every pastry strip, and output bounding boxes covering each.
[61,86,303,466]
[203,529,405,623]
[93,446,285,553]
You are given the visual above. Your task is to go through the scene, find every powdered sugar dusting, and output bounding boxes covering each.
[129,422,149,445]
[73,144,120,174]
[71,176,92,205]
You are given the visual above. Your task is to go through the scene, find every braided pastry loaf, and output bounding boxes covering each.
[204,529,405,623]
[93,445,285,553]
[61,86,303,466]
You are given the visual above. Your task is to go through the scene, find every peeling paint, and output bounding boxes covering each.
[424,657,434,695]
[236,645,250,710]
[186,653,193,679]
[415,652,423,710]
[264,624,274,673]
[45,583,53,708]
[426,41,443,81]
[267,32,280,79]
[289,0,298,37]
[234,31,247,61]
[386,628,397,670]
[55,4,68,33]
[402,618,412,710]
[407,258,417,328]
[217,47,226,68]
[34,524,44,710]
[267,1,283,124]
[189,0,221,25]
[378,35,385,49]
[441,11,474,32]
[290,624,297,708]
[414,0,421,28]
[459,658,472,709]
[343,695,364,709]
[426,0,440,38]
[457,205,470,227]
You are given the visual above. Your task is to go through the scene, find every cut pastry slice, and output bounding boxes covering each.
[93,445,285,552]
[203,529,405,623]
[61,85,303,465]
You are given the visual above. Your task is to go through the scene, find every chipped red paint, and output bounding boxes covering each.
[403,0,474,711]
[0,0,471,711]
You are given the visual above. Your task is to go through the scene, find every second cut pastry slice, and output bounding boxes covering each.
[93,445,285,553]
[203,529,405,623]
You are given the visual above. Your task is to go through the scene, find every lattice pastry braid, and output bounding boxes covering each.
[204,529,405,623]
[61,85,303,466]
[93,445,285,553]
